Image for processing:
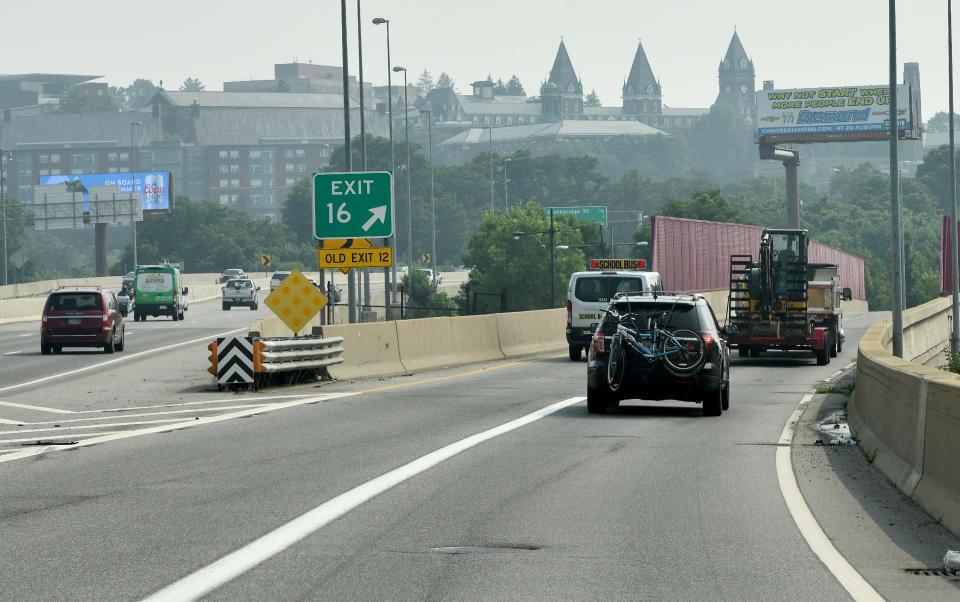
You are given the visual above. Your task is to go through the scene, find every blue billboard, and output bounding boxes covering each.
[38,171,172,213]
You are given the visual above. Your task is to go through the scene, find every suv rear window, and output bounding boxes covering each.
[606,301,700,331]
[227,280,252,289]
[575,276,646,303]
[47,292,103,311]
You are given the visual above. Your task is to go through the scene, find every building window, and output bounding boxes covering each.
[50,154,60,164]
[251,179,263,188]
[295,149,306,158]
[39,155,49,164]
[107,152,118,162]
[262,150,274,160]
[296,163,306,173]
[39,169,49,176]
[71,169,83,175]
[250,164,263,174]
[229,150,240,159]
[230,164,240,173]
[50,169,60,175]
[219,150,229,159]
[264,178,275,188]
[219,165,229,174]
[285,149,296,159]
[249,150,262,159]
[119,152,129,161]
[219,179,229,188]
[108,167,118,173]
[285,177,297,186]
[231,178,240,188]
[285,164,295,173]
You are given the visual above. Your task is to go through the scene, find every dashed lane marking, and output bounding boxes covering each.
[0,401,75,414]
[3,351,22,356]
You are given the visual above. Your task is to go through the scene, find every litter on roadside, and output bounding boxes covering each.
[815,413,857,446]
[945,550,960,572]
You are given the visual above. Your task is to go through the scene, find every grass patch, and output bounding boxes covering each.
[815,383,855,396]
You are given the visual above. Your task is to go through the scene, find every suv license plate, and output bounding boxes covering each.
[159,305,167,309]
[68,318,81,325]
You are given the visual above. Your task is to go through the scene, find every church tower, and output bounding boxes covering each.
[622,40,662,117]
[714,31,756,120]
[541,40,584,120]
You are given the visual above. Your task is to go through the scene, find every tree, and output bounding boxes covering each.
[111,79,160,111]
[179,77,206,92]
[493,78,508,95]
[506,75,525,96]
[461,202,586,312]
[659,190,741,223]
[926,111,960,133]
[415,70,434,98]
[401,270,457,318]
[435,71,456,92]
[59,87,117,113]
[684,104,756,181]
[281,177,313,244]
[585,89,601,107]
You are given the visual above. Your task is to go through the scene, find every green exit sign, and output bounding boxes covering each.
[312,171,394,240]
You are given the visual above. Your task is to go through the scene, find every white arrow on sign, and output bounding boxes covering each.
[361,206,387,232]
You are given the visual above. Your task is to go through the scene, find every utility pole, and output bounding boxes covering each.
[0,148,7,286]
[130,121,142,272]
[949,0,960,354]
[356,0,372,312]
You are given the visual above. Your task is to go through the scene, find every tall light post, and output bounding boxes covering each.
[130,121,142,269]
[888,0,904,357]
[355,0,371,310]
[503,157,511,211]
[489,127,494,212]
[394,66,413,272]
[949,0,960,354]
[0,148,9,285]
[373,16,397,314]
[512,208,557,307]
[340,0,357,324]
[419,109,437,285]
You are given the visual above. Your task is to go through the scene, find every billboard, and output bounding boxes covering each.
[756,85,919,144]
[37,171,171,214]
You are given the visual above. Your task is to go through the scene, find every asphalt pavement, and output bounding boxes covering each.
[0,310,957,600]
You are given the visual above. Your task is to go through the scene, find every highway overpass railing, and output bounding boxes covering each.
[851,296,960,535]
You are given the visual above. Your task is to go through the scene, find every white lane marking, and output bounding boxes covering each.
[27,404,272,426]
[0,431,124,445]
[0,327,245,395]
[0,418,23,425]
[0,400,75,414]
[18,333,33,338]
[776,392,883,600]
[142,395,586,602]
[0,392,356,465]
[3,351,22,356]
[70,393,318,415]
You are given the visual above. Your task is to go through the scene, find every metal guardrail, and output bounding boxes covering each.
[255,336,345,373]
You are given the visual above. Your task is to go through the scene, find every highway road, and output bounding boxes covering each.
[0,308,957,600]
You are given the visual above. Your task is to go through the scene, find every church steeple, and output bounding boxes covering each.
[541,40,583,120]
[622,39,661,116]
[714,30,756,120]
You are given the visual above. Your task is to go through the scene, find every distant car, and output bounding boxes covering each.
[222,278,259,310]
[270,271,292,291]
[415,268,442,286]
[220,268,246,283]
[121,271,135,292]
[586,293,730,416]
[41,286,125,354]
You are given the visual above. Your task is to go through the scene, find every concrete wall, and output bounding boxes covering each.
[0,272,226,300]
[851,296,960,535]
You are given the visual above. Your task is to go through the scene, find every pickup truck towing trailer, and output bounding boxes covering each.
[725,229,849,366]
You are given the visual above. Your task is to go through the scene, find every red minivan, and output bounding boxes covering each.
[40,287,125,354]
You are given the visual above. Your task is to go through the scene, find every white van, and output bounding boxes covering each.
[565,268,662,360]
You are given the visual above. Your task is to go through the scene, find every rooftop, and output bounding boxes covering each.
[154,90,356,110]
[439,119,666,146]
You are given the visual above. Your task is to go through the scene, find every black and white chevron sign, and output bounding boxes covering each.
[217,336,254,385]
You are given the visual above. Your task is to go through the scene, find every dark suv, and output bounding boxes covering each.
[40,287,126,354]
[586,293,730,416]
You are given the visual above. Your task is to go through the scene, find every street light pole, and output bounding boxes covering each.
[0,148,8,286]
[340,0,357,324]
[373,16,396,316]
[949,0,960,354]
[420,109,437,285]
[504,158,511,211]
[131,121,142,270]
[394,66,413,273]
[888,0,904,357]
[549,208,555,306]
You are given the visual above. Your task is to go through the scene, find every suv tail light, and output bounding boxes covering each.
[592,329,605,355]
[102,312,111,329]
[700,333,715,353]
[566,300,572,326]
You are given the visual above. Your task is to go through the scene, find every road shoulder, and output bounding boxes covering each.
[792,370,960,599]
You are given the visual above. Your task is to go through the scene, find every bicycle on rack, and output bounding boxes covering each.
[606,309,706,392]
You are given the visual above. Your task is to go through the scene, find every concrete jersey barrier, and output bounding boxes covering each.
[851,296,960,535]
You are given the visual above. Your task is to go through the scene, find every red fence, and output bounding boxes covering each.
[651,216,866,300]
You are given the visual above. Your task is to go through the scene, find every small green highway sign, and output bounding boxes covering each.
[312,171,394,240]
[544,205,608,228]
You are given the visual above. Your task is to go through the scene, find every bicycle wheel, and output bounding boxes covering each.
[607,334,626,392]
[659,329,706,376]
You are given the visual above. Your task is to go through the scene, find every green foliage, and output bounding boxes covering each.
[281,177,313,244]
[401,270,457,318]
[585,90,601,107]
[461,202,586,312]
[435,72,456,92]
[179,77,205,92]
[940,345,960,375]
[660,190,740,223]
[926,112,960,133]
[416,70,434,98]
[111,197,313,273]
[109,79,159,111]
[815,383,855,396]
[683,105,757,182]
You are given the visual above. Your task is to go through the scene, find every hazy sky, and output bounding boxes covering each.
[1,1,952,117]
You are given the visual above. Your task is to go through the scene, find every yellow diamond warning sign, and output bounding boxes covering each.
[263,269,328,334]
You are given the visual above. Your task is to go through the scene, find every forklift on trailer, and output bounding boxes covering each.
[725,228,850,366]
